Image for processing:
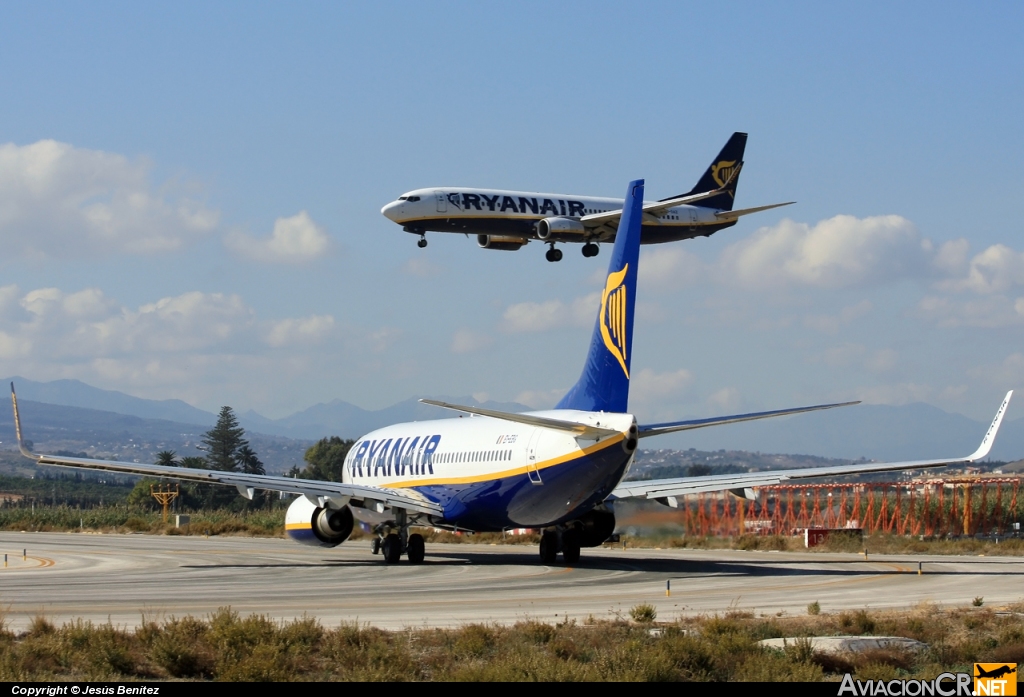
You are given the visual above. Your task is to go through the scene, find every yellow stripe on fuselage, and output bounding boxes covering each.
[381,432,625,490]
[285,522,312,530]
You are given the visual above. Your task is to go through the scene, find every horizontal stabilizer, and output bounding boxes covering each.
[419,399,620,439]
[714,201,795,221]
[638,400,859,438]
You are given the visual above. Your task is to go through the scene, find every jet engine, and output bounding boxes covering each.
[477,234,528,251]
[573,508,616,547]
[535,217,586,240]
[284,495,354,548]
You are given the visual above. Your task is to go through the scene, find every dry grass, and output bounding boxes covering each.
[1,604,1022,681]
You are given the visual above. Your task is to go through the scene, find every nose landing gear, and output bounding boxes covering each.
[417,235,428,248]
[545,244,563,262]
[582,242,599,258]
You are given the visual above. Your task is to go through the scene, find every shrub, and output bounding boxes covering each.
[807,601,821,616]
[630,604,657,623]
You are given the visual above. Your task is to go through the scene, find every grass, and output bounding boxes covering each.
[2,604,1023,681]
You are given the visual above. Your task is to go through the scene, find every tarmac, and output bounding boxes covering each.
[0,531,1021,632]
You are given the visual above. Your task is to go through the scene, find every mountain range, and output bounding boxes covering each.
[2,376,1022,463]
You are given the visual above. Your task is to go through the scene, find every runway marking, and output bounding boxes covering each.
[0,556,55,570]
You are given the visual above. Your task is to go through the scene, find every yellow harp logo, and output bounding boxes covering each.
[711,160,737,188]
[600,264,629,379]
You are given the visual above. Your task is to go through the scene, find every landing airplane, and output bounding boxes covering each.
[381,132,794,262]
[10,180,1013,565]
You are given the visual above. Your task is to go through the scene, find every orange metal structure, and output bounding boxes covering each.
[678,477,1022,538]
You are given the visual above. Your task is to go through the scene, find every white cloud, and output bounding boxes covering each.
[451,329,493,354]
[630,368,693,403]
[501,293,598,334]
[968,353,1024,386]
[265,315,336,348]
[803,300,873,334]
[401,257,444,279]
[853,383,935,405]
[932,238,970,276]
[719,215,927,289]
[917,295,1024,328]
[0,140,217,258]
[707,387,742,412]
[865,348,898,373]
[638,247,705,290]
[938,244,1024,295]
[514,388,566,409]
[225,211,329,263]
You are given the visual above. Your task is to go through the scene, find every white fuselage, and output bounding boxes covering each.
[381,187,725,244]
[338,410,636,530]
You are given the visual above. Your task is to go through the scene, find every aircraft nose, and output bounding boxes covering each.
[381,200,403,222]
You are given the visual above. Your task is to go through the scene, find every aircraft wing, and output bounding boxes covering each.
[611,391,1012,502]
[9,385,443,517]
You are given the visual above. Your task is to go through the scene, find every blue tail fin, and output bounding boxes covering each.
[661,132,747,211]
[555,179,644,413]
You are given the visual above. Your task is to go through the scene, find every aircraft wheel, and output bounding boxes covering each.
[545,248,558,262]
[561,530,581,564]
[417,237,428,248]
[371,537,381,555]
[539,531,558,563]
[382,533,402,563]
[582,243,599,258]
[407,533,425,564]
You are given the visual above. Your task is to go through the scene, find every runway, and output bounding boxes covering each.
[1,531,1022,632]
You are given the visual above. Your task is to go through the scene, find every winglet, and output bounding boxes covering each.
[966,390,1013,461]
[10,383,40,462]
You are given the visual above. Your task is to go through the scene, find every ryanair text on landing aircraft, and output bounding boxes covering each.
[381,132,796,261]
[8,178,1015,566]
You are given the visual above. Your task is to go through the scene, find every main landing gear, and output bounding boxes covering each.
[545,243,563,263]
[582,242,599,258]
[370,509,426,564]
[538,528,581,564]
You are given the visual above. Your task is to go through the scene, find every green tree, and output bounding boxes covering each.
[201,407,247,472]
[235,445,264,475]
[155,450,178,466]
[301,437,355,482]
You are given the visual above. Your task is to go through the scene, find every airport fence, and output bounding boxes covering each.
[678,477,1023,538]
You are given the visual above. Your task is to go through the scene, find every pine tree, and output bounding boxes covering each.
[201,406,248,472]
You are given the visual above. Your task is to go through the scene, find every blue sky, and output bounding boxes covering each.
[0,2,1022,429]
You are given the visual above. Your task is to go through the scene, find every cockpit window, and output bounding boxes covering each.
[407,196,420,202]
[398,196,408,200]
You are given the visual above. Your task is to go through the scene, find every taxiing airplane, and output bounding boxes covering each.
[10,179,1013,565]
[381,132,795,262]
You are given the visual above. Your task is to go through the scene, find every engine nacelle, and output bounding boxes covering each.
[574,508,616,547]
[285,495,354,548]
[477,234,527,251]
[535,217,586,241]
